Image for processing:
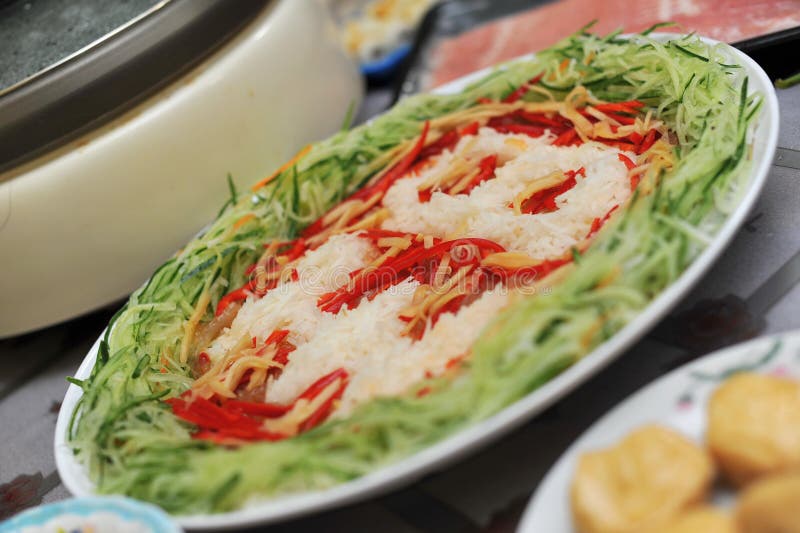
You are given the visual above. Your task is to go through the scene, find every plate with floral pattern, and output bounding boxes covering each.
[518,332,800,532]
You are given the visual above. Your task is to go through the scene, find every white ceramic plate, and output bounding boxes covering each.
[55,35,779,530]
[518,331,800,532]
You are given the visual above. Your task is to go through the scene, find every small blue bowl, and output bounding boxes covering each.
[361,43,412,81]
[0,496,181,532]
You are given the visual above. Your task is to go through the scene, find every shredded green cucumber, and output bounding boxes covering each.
[68,27,761,513]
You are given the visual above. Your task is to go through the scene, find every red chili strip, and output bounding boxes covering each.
[516,111,568,129]
[215,239,307,316]
[488,256,572,284]
[627,131,644,145]
[298,369,349,432]
[301,122,430,240]
[224,399,291,418]
[350,121,431,203]
[215,287,250,317]
[491,123,546,138]
[317,238,505,313]
[450,154,498,197]
[487,113,518,129]
[585,205,620,240]
[604,111,636,125]
[298,368,349,401]
[265,329,290,344]
[596,139,638,151]
[417,130,458,160]
[593,100,645,113]
[552,128,578,146]
[418,153,498,202]
[636,129,659,154]
[516,167,585,215]
[357,229,416,241]
[416,121,480,162]
[281,238,307,261]
[169,367,351,445]
[502,73,544,103]
[618,153,636,170]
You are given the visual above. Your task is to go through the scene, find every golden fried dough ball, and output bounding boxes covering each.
[571,425,714,533]
[707,373,800,486]
[736,471,800,533]
[647,507,736,533]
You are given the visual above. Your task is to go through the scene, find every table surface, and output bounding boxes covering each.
[1,64,800,533]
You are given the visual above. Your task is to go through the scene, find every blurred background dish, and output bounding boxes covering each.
[0,496,181,533]
[393,0,800,102]
[329,0,437,81]
[0,0,362,338]
[518,331,800,532]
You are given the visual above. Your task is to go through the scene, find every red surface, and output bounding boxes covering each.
[427,0,800,89]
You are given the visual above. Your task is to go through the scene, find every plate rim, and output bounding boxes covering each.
[516,330,798,532]
[54,33,780,530]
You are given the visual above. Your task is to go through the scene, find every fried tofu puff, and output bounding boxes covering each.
[736,471,800,533]
[647,507,736,533]
[571,425,714,533]
[707,373,800,486]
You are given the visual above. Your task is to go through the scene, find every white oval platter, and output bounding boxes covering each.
[55,34,779,530]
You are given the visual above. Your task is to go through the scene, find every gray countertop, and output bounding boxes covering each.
[1,79,799,533]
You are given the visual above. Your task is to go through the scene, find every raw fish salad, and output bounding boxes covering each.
[67,25,761,513]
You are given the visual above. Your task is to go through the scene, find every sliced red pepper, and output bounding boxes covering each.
[445,355,465,370]
[593,100,645,114]
[604,111,636,125]
[617,153,636,170]
[553,128,578,146]
[453,154,498,196]
[459,121,480,137]
[515,167,585,215]
[224,399,291,418]
[416,386,432,398]
[170,370,349,443]
[298,368,349,401]
[415,121,479,163]
[593,139,638,151]
[502,73,543,103]
[419,154,498,203]
[417,188,433,203]
[516,111,568,129]
[351,120,429,200]
[215,238,307,316]
[357,229,417,241]
[489,256,572,283]
[585,205,620,240]
[215,286,250,317]
[265,329,290,345]
[636,129,659,154]
[627,131,644,145]
[168,396,256,430]
[281,238,307,261]
[491,123,546,138]
[417,130,458,161]
[301,121,430,241]
[318,238,505,313]
[297,368,349,432]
